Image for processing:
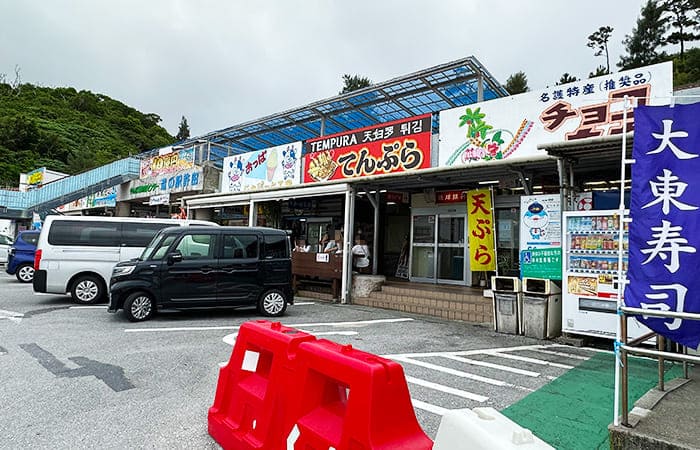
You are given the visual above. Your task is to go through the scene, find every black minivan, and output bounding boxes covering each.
[108,226,293,321]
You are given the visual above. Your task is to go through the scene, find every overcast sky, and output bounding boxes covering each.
[2,1,651,138]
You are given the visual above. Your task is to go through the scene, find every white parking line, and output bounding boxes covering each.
[484,351,574,370]
[392,356,532,391]
[531,348,590,360]
[405,376,488,402]
[411,398,449,416]
[125,317,414,333]
[440,354,540,377]
[385,343,563,359]
[0,309,24,323]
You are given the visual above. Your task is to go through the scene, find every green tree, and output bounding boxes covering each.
[505,71,529,94]
[340,74,372,94]
[589,65,609,77]
[556,73,579,85]
[175,115,190,141]
[587,26,615,73]
[618,0,669,69]
[0,81,173,185]
[662,0,700,59]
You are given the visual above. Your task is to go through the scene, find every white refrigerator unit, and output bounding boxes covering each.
[562,210,652,340]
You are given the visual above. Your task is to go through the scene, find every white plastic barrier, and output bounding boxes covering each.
[433,407,554,450]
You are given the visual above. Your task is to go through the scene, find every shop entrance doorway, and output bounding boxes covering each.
[410,210,471,286]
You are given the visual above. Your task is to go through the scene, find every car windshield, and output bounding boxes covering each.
[144,234,179,260]
[140,232,167,260]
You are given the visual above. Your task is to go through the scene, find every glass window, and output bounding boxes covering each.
[122,223,173,247]
[222,234,258,259]
[438,216,464,244]
[143,233,178,260]
[20,232,39,246]
[48,220,120,247]
[0,235,12,245]
[263,234,289,259]
[174,234,216,259]
[412,215,435,243]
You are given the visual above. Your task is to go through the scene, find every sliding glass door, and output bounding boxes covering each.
[410,212,469,285]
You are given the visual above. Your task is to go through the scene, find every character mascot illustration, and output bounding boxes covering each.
[523,201,549,240]
[227,158,244,192]
[282,145,297,181]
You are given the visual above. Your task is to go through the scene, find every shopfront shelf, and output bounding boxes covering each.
[566,268,627,275]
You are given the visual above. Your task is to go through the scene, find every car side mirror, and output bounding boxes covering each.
[167,251,183,265]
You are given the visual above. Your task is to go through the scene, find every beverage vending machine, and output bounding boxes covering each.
[562,209,651,339]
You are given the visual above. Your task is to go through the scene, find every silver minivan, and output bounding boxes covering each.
[33,215,216,304]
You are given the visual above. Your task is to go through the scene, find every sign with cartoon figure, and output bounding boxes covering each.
[520,194,561,250]
[519,194,562,279]
[438,62,673,167]
[221,142,302,193]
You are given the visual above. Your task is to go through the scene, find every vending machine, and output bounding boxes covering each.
[562,209,651,339]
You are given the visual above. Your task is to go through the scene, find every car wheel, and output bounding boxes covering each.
[15,264,35,283]
[257,289,287,317]
[124,291,155,322]
[71,275,105,304]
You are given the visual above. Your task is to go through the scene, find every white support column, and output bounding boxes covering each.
[366,191,380,275]
[248,200,256,227]
[341,187,355,304]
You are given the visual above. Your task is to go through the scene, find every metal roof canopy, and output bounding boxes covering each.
[538,133,632,185]
[172,56,507,167]
[182,156,561,209]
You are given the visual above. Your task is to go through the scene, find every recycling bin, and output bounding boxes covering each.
[521,277,562,339]
[491,276,522,335]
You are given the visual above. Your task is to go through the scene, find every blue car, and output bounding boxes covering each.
[6,230,39,283]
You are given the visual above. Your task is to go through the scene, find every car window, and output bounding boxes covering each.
[48,221,120,246]
[122,223,173,247]
[20,233,39,246]
[0,235,11,245]
[264,234,289,259]
[222,234,258,259]
[147,235,179,260]
[174,233,217,259]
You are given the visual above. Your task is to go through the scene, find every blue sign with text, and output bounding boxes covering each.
[626,103,700,349]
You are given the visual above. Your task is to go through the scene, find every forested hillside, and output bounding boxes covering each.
[0,82,173,186]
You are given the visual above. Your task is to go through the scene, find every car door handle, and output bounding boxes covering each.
[201,266,215,274]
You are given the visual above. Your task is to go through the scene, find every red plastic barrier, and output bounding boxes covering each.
[208,320,316,449]
[289,340,433,450]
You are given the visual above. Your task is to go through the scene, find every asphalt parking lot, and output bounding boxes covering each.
[0,272,602,448]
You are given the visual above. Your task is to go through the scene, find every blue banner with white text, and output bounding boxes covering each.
[626,103,700,349]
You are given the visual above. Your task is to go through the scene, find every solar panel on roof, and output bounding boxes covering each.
[264,117,290,127]
[330,110,377,130]
[257,131,291,146]
[239,136,269,150]
[346,91,384,106]
[279,125,316,140]
[289,110,314,121]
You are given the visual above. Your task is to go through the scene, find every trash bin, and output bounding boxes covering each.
[521,278,562,339]
[491,276,522,335]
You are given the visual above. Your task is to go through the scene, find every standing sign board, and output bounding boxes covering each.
[467,189,496,271]
[519,194,562,280]
[626,103,700,349]
[303,115,431,183]
[439,62,673,168]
